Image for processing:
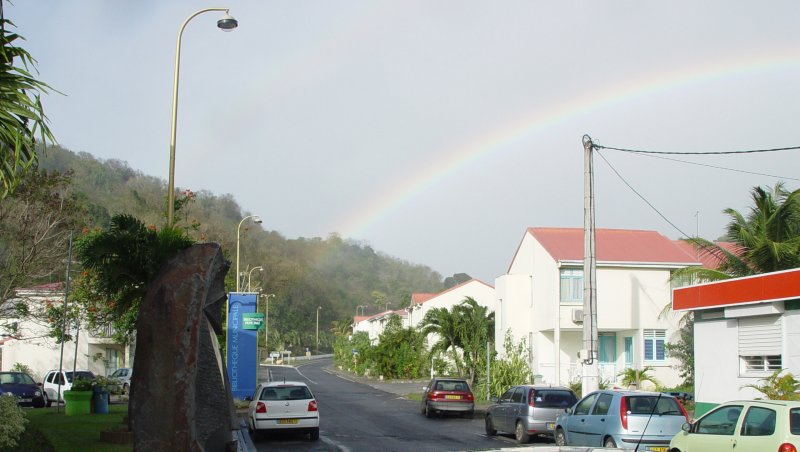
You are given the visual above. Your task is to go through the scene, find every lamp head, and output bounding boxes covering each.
[217,11,238,31]
[253,215,262,224]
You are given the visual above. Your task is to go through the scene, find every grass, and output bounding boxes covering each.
[8,404,131,452]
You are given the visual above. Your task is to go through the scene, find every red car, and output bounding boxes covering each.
[420,377,475,418]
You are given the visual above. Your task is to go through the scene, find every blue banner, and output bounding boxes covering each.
[227,292,258,399]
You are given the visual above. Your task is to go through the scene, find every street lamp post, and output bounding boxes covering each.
[316,306,322,354]
[236,215,262,292]
[246,266,263,292]
[167,8,238,226]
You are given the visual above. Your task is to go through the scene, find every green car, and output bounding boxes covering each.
[669,399,800,452]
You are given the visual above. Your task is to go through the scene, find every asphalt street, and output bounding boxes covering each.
[249,357,558,452]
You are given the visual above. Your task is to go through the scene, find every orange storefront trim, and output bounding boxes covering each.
[673,268,800,311]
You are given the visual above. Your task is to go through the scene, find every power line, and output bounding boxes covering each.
[611,151,800,182]
[595,144,800,155]
[595,149,693,239]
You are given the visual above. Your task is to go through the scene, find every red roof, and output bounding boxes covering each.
[673,268,800,311]
[673,240,741,270]
[527,228,699,264]
[411,293,437,305]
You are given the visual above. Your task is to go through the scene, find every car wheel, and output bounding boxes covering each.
[309,427,320,441]
[43,393,51,408]
[515,421,530,444]
[424,402,434,418]
[603,436,617,448]
[484,415,497,436]
[554,428,567,446]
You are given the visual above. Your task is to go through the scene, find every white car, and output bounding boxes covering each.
[41,369,95,405]
[109,367,132,394]
[247,381,320,441]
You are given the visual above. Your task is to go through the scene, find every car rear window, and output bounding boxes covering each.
[434,380,469,391]
[791,408,800,435]
[531,389,578,408]
[66,371,94,383]
[627,396,684,415]
[260,386,313,401]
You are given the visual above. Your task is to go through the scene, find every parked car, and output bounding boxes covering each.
[554,389,688,450]
[669,399,800,452]
[247,381,319,441]
[485,385,578,443]
[109,367,132,394]
[420,377,475,418]
[41,369,95,405]
[0,371,47,408]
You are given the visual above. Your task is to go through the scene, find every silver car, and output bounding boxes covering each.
[555,389,688,450]
[485,385,578,443]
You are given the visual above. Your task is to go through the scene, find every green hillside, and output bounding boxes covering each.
[36,145,447,353]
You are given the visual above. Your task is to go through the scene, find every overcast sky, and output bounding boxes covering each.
[10,1,800,282]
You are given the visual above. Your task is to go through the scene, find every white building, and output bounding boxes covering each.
[0,283,132,381]
[352,309,407,344]
[495,227,698,388]
[673,267,800,417]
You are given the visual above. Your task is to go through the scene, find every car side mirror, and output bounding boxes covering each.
[565,407,573,414]
[681,422,692,433]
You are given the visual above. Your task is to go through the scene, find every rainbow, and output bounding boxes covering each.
[333,50,800,238]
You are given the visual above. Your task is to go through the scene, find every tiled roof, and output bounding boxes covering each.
[673,240,741,270]
[411,293,437,305]
[527,227,699,264]
[411,279,494,306]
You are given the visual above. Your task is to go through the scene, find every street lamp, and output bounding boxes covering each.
[356,305,367,316]
[246,266,263,292]
[236,215,262,292]
[262,293,275,360]
[316,306,322,354]
[166,8,238,226]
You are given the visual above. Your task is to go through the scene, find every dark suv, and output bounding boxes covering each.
[420,377,475,418]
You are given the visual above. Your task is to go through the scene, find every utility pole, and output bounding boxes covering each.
[582,135,599,395]
[316,306,322,354]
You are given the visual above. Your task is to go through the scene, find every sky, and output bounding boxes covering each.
[9,1,800,282]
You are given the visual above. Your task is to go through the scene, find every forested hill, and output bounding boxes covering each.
[37,145,448,351]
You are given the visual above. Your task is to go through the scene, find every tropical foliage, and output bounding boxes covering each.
[743,369,800,401]
[617,365,660,389]
[0,7,55,198]
[475,330,532,400]
[0,394,26,449]
[372,314,427,379]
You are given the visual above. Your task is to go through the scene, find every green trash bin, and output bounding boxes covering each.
[64,390,93,415]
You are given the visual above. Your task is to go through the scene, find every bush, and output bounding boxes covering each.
[474,330,532,400]
[10,363,35,379]
[70,377,93,391]
[0,395,27,448]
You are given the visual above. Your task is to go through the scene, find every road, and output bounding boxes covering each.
[251,358,555,451]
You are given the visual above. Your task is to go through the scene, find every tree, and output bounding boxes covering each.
[0,5,56,198]
[452,297,494,386]
[664,315,694,386]
[420,306,464,376]
[617,365,660,389]
[373,314,427,379]
[443,273,471,289]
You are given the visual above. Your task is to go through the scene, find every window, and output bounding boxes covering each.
[511,387,525,403]
[695,405,743,435]
[560,269,583,303]
[739,316,781,375]
[741,406,776,436]
[740,356,782,373]
[573,393,598,415]
[500,388,515,403]
[592,393,614,415]
[599,334,616,363]
[643,330,666,362]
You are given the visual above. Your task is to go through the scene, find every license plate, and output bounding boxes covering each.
[277,419,299,425]
[646,447,668,452]
[444,395,461,400]
[546,422,555,431]
[19,398,32,403]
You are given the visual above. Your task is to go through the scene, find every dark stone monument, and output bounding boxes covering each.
[130,243,237,451]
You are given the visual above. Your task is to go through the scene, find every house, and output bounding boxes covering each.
[0,283,132,381]
[352,310,407,344]
[494,227,699,388]
[673,267,800,416]
[407,279,496,329]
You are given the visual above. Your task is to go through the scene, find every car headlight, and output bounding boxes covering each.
[35,390,42,397]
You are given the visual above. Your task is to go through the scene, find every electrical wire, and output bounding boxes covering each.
[595,144,800,155]
[595,149,694,239]
[608,151,800,182]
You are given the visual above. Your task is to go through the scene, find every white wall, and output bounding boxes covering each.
[695,318,762,404]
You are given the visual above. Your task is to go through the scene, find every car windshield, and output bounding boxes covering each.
[531,389,577,408]
[65,371,94,383]
[434,380,469,391]
[260,386,313,401]
[791,408,800,435]
[627,396,684,415]
[0,373,35,385]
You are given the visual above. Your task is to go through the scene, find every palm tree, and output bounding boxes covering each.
[618,366,660,389]
[419,307,464,376]
[0,8,56,198]
[330,319,352,337]
[675,183,800,282]
[452,297,495,385]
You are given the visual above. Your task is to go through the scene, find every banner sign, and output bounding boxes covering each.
[226,292,258,399]
[242,313,264,330]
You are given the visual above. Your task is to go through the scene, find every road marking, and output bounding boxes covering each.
[320,434,351,452]
[293,366,317,385]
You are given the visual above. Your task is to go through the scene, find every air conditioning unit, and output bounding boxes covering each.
[572,309,584,323]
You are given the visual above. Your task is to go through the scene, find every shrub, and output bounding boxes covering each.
[743,369,800,400]
[0,395,27,448]
[70,377,93,391]
[10,363,35,378]
[474,330,532,400]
